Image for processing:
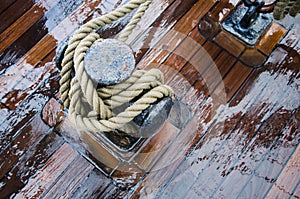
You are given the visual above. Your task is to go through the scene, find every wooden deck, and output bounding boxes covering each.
[0,0,299,198]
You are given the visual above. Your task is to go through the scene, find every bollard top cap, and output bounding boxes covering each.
[84,39,135,86]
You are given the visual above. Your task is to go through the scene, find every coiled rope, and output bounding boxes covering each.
[273,0,300,20]
[59,0,174,134]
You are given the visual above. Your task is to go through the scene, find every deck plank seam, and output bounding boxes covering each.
[263,142,300,198]
[0,126,57,179]
[1,0,299,197]
[236,107,300,198]
[206,68,299,197]
[211,84,300,198]
[134,0,197,66]
[68,169,112,199]
[154,56,246,198]
[0,0,186,103]
[0,0,36,34]
[9,137,65,196]
[290,178,300,198]
[206,53,300,197]
[0,0,108,99]
[0,112,39,153]
[0,54,59,110]
[156,49,295,197]
[12,0,83,45]
[0,0,126,150]
[0,0,18,15]
[163,38,210,84]
[39,153,81,199]
[0,70,60,151]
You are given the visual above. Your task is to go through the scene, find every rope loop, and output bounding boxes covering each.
[59,0,174,134]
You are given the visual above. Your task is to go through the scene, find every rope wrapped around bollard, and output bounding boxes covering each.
[58,0,174,135]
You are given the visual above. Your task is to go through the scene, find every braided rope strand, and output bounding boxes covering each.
[60,0,151,109]
[59,0,174,134]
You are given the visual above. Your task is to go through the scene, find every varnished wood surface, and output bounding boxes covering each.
[0,0,299,198]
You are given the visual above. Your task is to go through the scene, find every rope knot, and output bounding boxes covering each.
[58,0,174,136]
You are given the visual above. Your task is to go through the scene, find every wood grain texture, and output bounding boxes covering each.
[0,0,18,14]
[0,115,49,179]
[0,0,299,198]
[266,145,300,199]
[0,0,34,33]
[70,169,111,199]
[43,156,93,199]
[0,132,64,198]
[15,143,78,199]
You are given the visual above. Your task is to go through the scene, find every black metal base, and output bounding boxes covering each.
[222,3,273,45]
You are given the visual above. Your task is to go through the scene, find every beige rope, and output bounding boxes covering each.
[273,0,300,20]
[59,0,174,134]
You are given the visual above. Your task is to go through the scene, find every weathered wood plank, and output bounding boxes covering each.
[213,109,295,198]
[208,0,240,23]
[202,50,237,91]
[257,23,287,56]
[185,48,299,198]
[214,31,246,57]
[1,50,56,110]
[293,183,300,199]
[43,156,93,199]
[0,131,64,198]
[111,163,145,189]
[134,121,180,171]
[0,0,107,98]
[224,45,300,199]
[130,107,206,198]
[0,0,83,71]
[131,45,236,199]
[130,158,183,198]
[0,71,60,152]
[0,103,10,124]
[15,143,78,199]
[132,0,201,66]
[213,61,253,102]
[0,0,34,33]
[98,183,129,199]
[238,108,300,199]
[266,144,300,199]
[70,169,111,199]
[0,1,298,198]
[0,0,59,53]
[160,28,206,81]
[0,115,50,179]
[137,0,217,70]
[0,0,18,15]
[158,41,292,198]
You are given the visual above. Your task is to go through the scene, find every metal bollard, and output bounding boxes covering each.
[222,0,274,45]
[56,39,173,140]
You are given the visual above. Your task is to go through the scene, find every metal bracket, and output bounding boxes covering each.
[222,0,273,45]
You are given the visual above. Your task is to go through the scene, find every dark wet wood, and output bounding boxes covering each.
[69,169,111,198]
[0,132,64,198]
[0,0,299,198]
[0,0,35,33]
[15,143,78,198]
[43,156,93,198]
[0,116,49,180]
[0,0,18,15]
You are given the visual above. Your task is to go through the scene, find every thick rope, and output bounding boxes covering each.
[59,0,174,134]
[273,0,300,20]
